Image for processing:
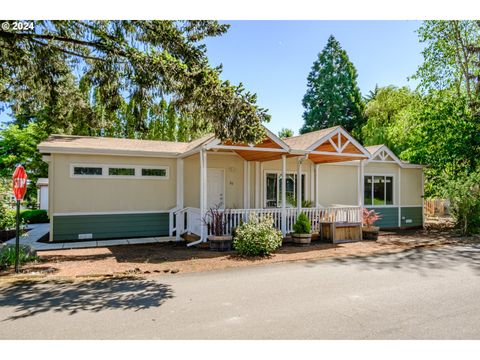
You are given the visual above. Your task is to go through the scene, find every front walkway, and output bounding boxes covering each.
[6,223,50,249]
[6,224,174,251]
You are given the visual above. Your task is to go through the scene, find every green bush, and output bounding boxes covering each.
[0,244,38,267]
[20,209,49,224]
[0,206,16,231]
[293,212,311,234]
[233,214,282,257]
[442,171,480,235]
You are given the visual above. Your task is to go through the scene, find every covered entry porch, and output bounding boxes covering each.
[174,126,370,243]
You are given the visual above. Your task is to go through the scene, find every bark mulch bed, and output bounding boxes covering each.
[1,223,476,281]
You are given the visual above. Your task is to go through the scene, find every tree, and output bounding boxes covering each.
[278,128,293,139]
[301,35,365,134]
[0,122,49,205]
[399,91,479,196]
[364,84,380,103]
[413,21,480,114]
[361,86,418,153]
[0,21,269,144]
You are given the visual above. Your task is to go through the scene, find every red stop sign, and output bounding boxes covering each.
[12,165,28,201]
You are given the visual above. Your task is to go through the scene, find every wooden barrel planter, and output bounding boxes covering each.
[208,235,233,251]
[292,233,312,246]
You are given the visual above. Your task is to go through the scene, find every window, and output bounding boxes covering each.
[364,175,394,206]
[265,172,305,208]
[73,166,102,176]
[141,168,168,177]
[109,167,135,176]
[71,164,169,179]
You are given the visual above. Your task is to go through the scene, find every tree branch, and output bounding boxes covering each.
[29,38,107,62]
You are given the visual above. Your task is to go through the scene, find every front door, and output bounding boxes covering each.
[207,168,225,209]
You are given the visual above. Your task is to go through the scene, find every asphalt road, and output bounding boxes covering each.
[1,244,480,339]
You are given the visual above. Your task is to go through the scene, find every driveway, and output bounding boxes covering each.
[1,243,480,339]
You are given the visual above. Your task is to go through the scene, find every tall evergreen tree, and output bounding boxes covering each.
[300,35,365,134]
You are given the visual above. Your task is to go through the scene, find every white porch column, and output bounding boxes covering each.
[281,155,287,236]
[243,160,250,208]
[297,158,303,212]
[358,160,364,207]
[315,164,319,208]
[398,166,402,228]
[199,149,208,241]
[255,161,260,208]
[310,163,314,203]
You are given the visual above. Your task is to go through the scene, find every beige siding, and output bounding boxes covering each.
[401,168,423,205]
[183,153,200,208]
[317,164,358,206]
[51,154,177,213]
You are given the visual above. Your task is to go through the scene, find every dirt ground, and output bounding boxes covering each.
[2,217,476,281]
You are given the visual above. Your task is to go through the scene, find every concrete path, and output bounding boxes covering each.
[1,243,480,339]
[5,223,50,249]
[5,223,174,251]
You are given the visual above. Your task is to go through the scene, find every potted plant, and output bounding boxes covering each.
[202,204,232,251]
[292,212,312,246]
[362,208,381,240]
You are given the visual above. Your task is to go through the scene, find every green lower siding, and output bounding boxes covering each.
[366,206,423,228]
[52,212,169,242]
[400,207,423,227]
[366,207,398,228]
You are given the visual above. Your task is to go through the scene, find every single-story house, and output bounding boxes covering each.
[38,125,424,243]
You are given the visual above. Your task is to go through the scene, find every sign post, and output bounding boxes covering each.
[12,165,27,274]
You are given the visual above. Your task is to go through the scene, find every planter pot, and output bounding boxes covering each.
[292,233,312,246]
[208,235,233,252]
[362,226,380,241]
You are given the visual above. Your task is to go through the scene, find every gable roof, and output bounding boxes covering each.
[365,145,384,155]
[366,144,424,168]
[283,127,339,151]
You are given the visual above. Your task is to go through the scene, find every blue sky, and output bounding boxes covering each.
[202,20,425,135]
[0,21,425,136]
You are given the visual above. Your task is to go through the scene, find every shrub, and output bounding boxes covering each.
[442,171,480,235]
[201,204,228,236]
[362,208,381,228]
[0,244,38,267]
[292,212,311,234]
[0,179,16,230]
[20,209,49,224]
[0,207,16,231]
[233,214,282,257]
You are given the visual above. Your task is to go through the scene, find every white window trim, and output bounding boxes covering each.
[263,170,308,208]
[363,173,396,207]
[70,163,170,180]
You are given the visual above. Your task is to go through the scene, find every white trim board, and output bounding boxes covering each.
[53,209,172,216]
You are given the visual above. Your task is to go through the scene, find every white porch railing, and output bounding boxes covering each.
[174,207,202,240]
[177,206,362,237]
